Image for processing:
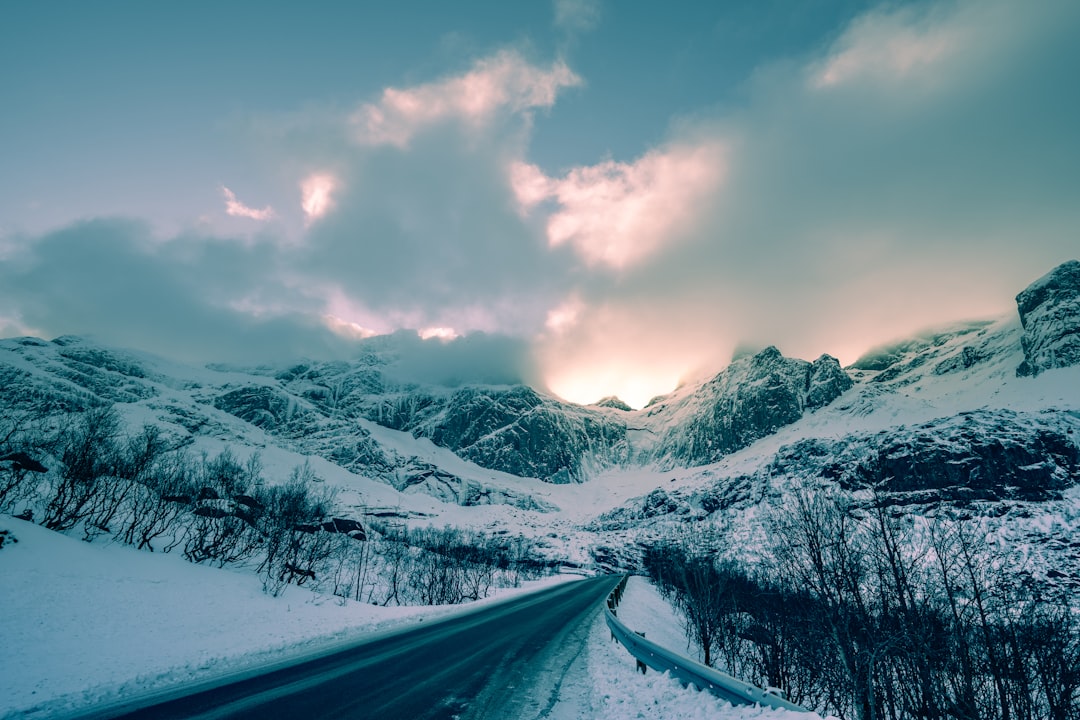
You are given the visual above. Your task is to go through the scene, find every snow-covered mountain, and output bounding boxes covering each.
[2,260,1079,577]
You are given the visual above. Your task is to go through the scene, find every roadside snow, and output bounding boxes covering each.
[567,576,831,720]
[611,576,701,663]
[0,517,573,720]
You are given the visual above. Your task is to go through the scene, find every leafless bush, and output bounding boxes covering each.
[645,489,1080,720]
[0,403,54,512]
[42,407,120,531]
[255,462,338,596]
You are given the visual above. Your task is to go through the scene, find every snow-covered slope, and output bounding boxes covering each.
[1,260,1078,565]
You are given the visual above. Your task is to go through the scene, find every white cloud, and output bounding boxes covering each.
[418,326,458,341]
[301,173,336,223]
[351,50,581,148]
[544,295,585,334]
[222,186,274,221]
[810,5,965,89]
[512,142,725,269]
[554,0,601,34]
[323,314,377,340]
[531,0,1080,402]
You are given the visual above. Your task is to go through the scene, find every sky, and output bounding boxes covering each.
[2,0,1079,408]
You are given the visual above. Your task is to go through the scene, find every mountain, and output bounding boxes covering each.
[641,347,852,467]
[1,260,1079,582]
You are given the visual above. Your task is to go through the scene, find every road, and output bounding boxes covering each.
[78,575,619,720]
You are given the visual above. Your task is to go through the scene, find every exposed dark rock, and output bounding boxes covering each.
[393,461,557,511]
[934,346,984,375]
[213,385,303,430]
[594,396,633,411]
[0,452,48,473]
[642,489,681,517]
[807,355,854,409]
[289,517,367,540]
[57,346,147,379]
[233,494,263,510]
[321,517,366,540]
[362,385,626,482]
[196,487,220,501]
[1016,260,1080,376]
[162,494,192,504]
[0,529,16,550]
[771,410,1079,504]
[589,474,757,530]
[851,322,993,378]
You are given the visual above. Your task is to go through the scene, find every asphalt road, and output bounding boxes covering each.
[80,575,619,720]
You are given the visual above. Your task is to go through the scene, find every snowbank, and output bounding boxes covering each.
[577,576,830,719]
[0,517,571,719]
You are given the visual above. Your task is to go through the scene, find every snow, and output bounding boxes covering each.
[552,576,830,719]
[0,516,574,719]
[614,576,702,663]
[1,516,818,720]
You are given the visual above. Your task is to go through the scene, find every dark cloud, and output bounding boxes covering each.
[0,219,348,364]
[0,217,540,387]
[300,124,575,333]
[364,330,539,387]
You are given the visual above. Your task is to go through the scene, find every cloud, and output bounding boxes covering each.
[0,219,349,365]
[809,4,965,89]
[528,0,1080,405]
[295,108,576,343]
[544,294,585,334]
[300,173,336,223]
[351,50,581,148]
[4,1,1079,410]
[222,186,274,221]
[0,219,537,388]
[512,142,725,269]
[554,0,601,34]
[376,331,537,387]
[418,327,458,340]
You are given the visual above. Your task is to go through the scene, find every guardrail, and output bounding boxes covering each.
[604,575,809,713]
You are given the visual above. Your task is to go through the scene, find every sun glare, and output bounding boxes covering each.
[322,314,376,340]
[546,370,680,410]
[418,327,458,340]
[301,173,336,222]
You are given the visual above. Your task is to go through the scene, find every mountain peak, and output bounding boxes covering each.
[594,396,633,411]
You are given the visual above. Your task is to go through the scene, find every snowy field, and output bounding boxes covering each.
[2,517,820,720]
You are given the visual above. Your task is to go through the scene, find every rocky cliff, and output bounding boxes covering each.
[1016,260,1080,376]
[645,347,852,467]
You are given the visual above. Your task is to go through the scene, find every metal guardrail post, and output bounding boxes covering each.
[602,575,809,713]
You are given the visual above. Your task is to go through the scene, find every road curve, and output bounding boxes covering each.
[78,575,619,720]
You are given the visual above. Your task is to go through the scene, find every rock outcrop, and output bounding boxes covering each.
[649,346,852,467]
[1016,260,1080,376]
[770,409,1079,504]
[360,385,628,482]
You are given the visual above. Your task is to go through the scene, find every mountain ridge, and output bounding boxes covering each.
[1,261,1078,547]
